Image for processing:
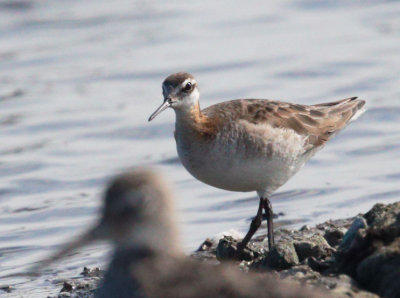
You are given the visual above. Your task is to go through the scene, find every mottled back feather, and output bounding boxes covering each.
[202,97,365,150]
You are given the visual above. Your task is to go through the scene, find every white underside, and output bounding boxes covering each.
[350,107,366,122]
[175,120,313,198]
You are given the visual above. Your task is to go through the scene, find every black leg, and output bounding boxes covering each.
[237,198,263,254]
[262,197,274,250]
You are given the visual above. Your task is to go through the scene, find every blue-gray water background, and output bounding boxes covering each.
[0,0,399,296]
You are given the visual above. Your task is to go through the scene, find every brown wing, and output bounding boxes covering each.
[202,97,365,149]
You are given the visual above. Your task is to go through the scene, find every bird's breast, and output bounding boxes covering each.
[174,122,308,194]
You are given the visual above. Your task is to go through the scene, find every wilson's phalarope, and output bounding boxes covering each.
[149,72,365,255]
[30,169,326,298]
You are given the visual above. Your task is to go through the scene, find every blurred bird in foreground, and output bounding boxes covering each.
[31,169,328,298]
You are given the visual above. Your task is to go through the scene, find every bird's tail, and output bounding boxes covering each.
[314,96,366,126]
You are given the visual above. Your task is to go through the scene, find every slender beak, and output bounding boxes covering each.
[24,223,108,277]
[148,99,171,122]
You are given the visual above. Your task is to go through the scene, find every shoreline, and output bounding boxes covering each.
[17,201,400,298]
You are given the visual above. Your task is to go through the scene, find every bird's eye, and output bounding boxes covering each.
[183,82,192,92]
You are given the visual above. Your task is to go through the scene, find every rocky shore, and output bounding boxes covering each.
[49,201,400,298]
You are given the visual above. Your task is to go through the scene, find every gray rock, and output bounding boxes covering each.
[0,285,13,293]
[60,282,73,293]
[47,268,101,298]
[324,227,347,247]
[52,201,400,298]
[356,237,400,297]
[216,236,257,261]
[216,236,237,261]
[263,240,299,270]
[81,267,102,277]
[307,257,332,272]
[196,238,213,252]
[299,225,311,231]
[293,234,333,262]
[364,202,400,229]
[338,202,400,297]
[339,216,368,251]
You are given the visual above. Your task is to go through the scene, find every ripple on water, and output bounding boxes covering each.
[0,0,399,296]
[0,162,44,178]
[0,245,35,258]
[12,177,104,195]
[184,187,343,213]
[160,156,181,165]
[82,123,174,140]
[0,140,48,156]
[327,190,400,209]
[363,107,400,122]
[382,172,400,181]
[347,143,400,157]
[0,114,23,126]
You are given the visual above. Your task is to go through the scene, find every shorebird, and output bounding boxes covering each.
[30,169,326,298]
[148,72,365,255]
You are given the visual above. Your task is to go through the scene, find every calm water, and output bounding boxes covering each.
[0,0,399,296]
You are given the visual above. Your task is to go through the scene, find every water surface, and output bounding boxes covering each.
[0,0,399,296]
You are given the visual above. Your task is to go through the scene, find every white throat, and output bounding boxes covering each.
[173,88,200,122]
